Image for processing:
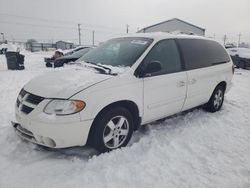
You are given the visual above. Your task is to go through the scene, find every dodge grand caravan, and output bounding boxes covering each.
[13,33,233,152]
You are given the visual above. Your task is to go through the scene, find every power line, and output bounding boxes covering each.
[0,21,77,30]
[0,13,125,32]
[0,13,76,25]
[0,20,125,35]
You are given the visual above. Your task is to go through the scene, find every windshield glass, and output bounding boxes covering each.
[78,37,153,67]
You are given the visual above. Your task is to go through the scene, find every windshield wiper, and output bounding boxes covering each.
[84,61,117,75]
[83,61,108,74]
[96,64,112,74]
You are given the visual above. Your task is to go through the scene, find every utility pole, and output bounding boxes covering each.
[0,33,4,42]
[92,30,95,46]
[223,34,227,46]
[238,33,242,47]
[126,24,129,34]
[78,24,81,45]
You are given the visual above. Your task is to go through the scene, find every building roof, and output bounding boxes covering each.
[138,18,205,33]
[56,40,74,44]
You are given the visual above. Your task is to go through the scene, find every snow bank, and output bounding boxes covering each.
[0,52,250,188]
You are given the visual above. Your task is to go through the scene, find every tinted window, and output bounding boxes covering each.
[143,39,182,75]
[178,39,230,70]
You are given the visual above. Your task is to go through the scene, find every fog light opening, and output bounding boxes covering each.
[42,137,56,148]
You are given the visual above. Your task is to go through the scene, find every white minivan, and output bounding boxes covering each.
[13,33,233,152]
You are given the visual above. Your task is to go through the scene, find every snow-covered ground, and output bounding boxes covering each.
[0,51,250,188]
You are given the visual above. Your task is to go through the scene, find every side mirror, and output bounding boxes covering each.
[135,61,162,78]
[143,61,162,76]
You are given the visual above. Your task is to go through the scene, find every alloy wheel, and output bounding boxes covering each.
[213,89,223,109]
[103,116,130,149]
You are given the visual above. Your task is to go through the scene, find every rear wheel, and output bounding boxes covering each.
[205,85,225,112]
[89,107,134,153]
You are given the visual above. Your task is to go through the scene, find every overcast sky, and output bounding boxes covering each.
[1,0,250,45]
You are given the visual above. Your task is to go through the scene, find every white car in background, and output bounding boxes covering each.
[13,33,233,152]
[64,46,94,56]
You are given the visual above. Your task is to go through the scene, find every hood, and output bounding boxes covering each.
[24,68,113,98]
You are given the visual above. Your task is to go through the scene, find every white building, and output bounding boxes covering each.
[137,18,205,36]
[56,41,74,50]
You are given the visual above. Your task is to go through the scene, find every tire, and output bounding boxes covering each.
[205,85,225,113]
[89,107,134,153]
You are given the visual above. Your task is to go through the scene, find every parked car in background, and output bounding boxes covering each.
[0,43,8,54]
[64,46,92,56]
[12,33,233,153]
[227,48,250,69]
[44,49,64,67]
[49,47,93,68]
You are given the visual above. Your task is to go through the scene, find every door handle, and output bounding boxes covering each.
[189,78,197,84]
[177,81,185,87]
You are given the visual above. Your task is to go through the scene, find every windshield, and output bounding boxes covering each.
[78,37,153,67]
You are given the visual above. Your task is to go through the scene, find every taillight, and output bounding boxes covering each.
[232,64,235,74]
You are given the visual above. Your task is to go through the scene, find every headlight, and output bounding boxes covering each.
[44,99,86,115]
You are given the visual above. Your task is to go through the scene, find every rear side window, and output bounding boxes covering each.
[178,39,230,70]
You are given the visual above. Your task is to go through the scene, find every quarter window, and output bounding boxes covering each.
[178,39,230,70]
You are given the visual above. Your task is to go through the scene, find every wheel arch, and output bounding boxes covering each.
[86,100,141,145]
[209,81,227,100]
[217,81,227,91]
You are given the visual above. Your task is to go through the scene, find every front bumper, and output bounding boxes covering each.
[12,121,52,147]
[12,117,94,148]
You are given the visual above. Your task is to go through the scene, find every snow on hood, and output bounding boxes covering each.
[73,61,133,75]
[23,67,113,98]
[97,64,132,75]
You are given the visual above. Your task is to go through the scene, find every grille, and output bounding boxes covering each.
[16,98,20,107]
[26,93,44,105]
[16,89,45,115]
[21,105,34,114]
[19,88,27,98]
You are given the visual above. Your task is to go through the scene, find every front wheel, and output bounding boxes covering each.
[205,85,225,112]
[89,107,134,153]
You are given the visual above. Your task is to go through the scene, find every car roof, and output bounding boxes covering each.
[117,32,210,41]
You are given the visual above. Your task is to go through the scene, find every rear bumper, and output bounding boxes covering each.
[12,117,94,148]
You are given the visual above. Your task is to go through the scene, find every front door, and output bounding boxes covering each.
[141,39,187,123]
